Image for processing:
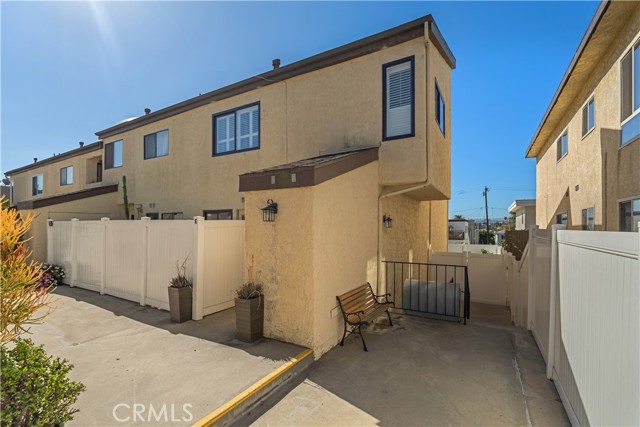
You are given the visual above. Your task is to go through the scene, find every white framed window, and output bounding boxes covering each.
[556,131,568,161]
[582,97,595,137]
[60,166,73,186]
[621,41,640,146]
[213,103,260,155]
[105,140,123,169]
[435,80,445,135]
[144,130,169,159]
[581,207,594,230]
[32,174,43,196]
[383,56,414,140]
[556,211,568,225]
[620,198,640,231]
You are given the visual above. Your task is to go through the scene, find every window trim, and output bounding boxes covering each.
[31,173,44,197]
[435,79,446,136]
[556,130,569,162]
[620,39,640,147]
[581,206,595,231]
[60,165,73,186]
[105,139,123,169]
[143,129,170,160]
[556,211,568,226]
[212,102,261,157]
[382,56,415,141]
[581,96,595,139]
[619,195,640,232]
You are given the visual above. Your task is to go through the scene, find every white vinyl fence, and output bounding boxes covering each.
[506,225,640,427]
[47,216,245,320]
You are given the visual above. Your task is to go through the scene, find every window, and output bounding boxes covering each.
[556,212,568,225]
[145,212,159,220]
[204,210,233,220]
[383,57,414,140]
[105,140,123,169]
[620,198,640,231]
[556,132,568,161]
[621,42,640,146]
[581,207,594,230]
[60,166,73,186]
[32,174,43,196]
[161,212,183,220]
[144,130,169,159]
[213,103,260,155]
[582,97,595,137]
[435,80,445,135]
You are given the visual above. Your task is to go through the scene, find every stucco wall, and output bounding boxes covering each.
[22,192,123,262]
[10,148,106,203]
[535,8,640,230]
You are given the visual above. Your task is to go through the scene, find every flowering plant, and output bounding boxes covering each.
[37,263,66,288]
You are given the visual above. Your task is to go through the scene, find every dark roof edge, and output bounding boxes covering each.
[16,184,118,210]
[525,0,610,158]
[96,14,456,139]
[5,141,103,176]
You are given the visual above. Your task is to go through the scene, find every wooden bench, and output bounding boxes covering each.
[336,283,394,351]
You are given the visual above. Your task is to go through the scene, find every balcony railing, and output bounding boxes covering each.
[382,261,470,324]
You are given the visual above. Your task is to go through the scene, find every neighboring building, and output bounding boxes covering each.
[508,199,536,230]
[448,219,479,245]
[5,15,455,355]
[526,1,640,231]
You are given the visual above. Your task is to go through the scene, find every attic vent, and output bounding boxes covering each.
[272,58,281,69]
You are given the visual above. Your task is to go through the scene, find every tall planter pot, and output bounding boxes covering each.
[235,297,264,343]
[168,286,192,323]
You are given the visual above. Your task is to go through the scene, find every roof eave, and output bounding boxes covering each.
[5,141,104,177]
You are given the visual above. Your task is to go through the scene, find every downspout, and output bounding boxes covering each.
[376,23,433,293]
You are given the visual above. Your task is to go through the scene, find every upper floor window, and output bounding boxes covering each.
[581,207,594,230]
[582,97,595,137]
[213,103,260,156]
[105,140,123,169]
[556,211,568,226]
[621,42,640,146]
[383,56,414,140]
[204,209,233,220]
[435,80,446,136]
[620,198,640,232]
[60,166,73,186]
[556,131,568,161]
[144,130,169,159]
[32,174,43,196]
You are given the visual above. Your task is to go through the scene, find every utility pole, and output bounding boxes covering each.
[482,186,490,244]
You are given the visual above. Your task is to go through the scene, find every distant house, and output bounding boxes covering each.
[448,219,479,245]
[526,1,640,231]
[508,199,536,230]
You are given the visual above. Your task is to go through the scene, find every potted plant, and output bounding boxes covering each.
[235,257,263,342]
[168,258,192,323]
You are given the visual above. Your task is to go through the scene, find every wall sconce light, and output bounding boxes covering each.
[383,215,393,229]
[261,199,278,222]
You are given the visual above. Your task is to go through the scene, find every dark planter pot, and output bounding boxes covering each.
[235,297,264,342]
[168,286,192,323]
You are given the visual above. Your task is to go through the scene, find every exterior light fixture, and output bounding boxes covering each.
[261,199,278,222]
[383,215,393,229]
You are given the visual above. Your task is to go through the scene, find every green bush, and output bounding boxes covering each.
[1,338,85,427]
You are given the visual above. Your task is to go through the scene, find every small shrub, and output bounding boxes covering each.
[480,249,492,255]
[1,338,86,427]
[236,255,263,299]
[39,263,66,286]
[169,258,192,288]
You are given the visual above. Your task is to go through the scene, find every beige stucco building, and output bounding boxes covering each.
[508,199,536,231]
[5,15,455,356]
[527,1,640,232]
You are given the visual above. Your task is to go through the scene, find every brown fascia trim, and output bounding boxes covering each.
[5,141,103,177]
[96,15,456,139]
[17,184,118,210]
[239,148,379,192]
[525,0,610,158]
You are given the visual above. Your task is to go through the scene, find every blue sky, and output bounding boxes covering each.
[1,1,599,220]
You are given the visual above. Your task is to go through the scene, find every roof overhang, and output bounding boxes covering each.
[508,199,536,213]
[525,1,639,158]
[17,184,118,210]
[5,141,103,177]
[239,148,378,192]
[96,15,456,140]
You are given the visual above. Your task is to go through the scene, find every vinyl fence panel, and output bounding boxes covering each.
[104,221,146,303]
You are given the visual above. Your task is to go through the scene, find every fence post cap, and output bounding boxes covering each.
[47,219,54,226]
[101,217,110,221]
[141,217,151,221]
[71,218,79,222]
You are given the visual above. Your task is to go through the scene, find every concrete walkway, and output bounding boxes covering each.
[27,285,303,427]
[241,304,569,426]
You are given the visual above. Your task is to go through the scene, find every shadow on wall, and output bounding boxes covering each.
[548,186,573,229]
[52,285,301,362]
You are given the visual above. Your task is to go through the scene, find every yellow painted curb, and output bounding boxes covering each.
[192,348,313,427]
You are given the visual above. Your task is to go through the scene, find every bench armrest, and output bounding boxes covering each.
[374,292,391,303]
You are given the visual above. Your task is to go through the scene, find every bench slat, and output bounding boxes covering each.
[338,284,371,300]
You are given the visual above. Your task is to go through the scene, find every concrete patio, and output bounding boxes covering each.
[239,303,570,426]
[27,285,303,427]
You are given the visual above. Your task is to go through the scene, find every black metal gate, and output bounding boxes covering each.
[382,261,470,324]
